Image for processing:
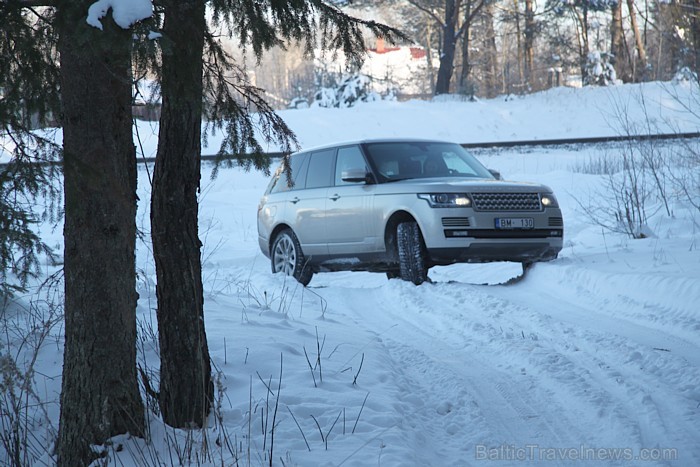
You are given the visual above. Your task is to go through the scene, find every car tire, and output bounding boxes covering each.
[397,221,428,285]
[271,229,313,286]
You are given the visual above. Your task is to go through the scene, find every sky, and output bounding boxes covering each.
[2,79,700,466]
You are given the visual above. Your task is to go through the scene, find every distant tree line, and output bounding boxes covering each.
[243,0,700,101]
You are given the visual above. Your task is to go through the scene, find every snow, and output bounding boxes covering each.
[86,0,153,30]
[3,81,700,466]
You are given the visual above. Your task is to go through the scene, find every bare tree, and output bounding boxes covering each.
[408,0,485,94]
[610,0,627,80]
[625,0,648,81]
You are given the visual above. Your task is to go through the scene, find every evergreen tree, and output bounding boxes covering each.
[55,1,147,464]
[148,0,405,428]
[0,3,61,297]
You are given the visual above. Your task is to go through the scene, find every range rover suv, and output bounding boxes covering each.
[257,139,563,285]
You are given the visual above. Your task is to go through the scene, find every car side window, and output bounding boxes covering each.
[269,153,310,193]
[334,146,367,186]
[305,149,335,189]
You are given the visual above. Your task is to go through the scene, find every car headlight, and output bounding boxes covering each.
[540,193,559,208]
[418,193,472,208]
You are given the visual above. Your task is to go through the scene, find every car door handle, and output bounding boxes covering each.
[329,194,341,201]
[290,197,300,204]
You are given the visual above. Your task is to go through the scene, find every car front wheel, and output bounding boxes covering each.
[397,221,428,285]
[271,229,313,286]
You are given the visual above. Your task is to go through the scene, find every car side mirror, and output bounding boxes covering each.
[488,168,502,180]
[341,167,371,183]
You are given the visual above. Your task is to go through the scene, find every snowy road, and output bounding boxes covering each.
[297,257,700,466]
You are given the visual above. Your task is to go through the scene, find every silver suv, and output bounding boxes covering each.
[257,139,563,285]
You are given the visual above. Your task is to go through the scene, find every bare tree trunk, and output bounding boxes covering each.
[57,2,144,465]
[512,0,524,90]
[435,0,461,94]
[626,0,648,81]
[458,0,472,94]
[483,1,499,97]
[689,0,700,76]
[524,0,535,88]
[426,21,436,93]
[151,0,213,428]
[611,0,627,81]
[571,5,590,81]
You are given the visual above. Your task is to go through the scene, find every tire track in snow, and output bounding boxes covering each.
[429,262,700,465]
[326,280,591,466]
[317,267,699,465]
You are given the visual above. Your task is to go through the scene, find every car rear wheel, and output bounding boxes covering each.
[397,221,428,285]
[271,229,313,286]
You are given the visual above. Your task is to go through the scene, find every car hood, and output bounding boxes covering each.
[375,177,553,194]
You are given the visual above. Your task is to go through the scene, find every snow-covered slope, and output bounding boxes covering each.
[3,81,700,466]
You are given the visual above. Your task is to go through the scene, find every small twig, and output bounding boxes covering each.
[353,354,364,386]
[269,354,283,467]
[324,410,343,450]
[256,371,275,397]
[310,414,324,442]
[286,406,311,451]
[352,393,370,434]
[247,376,252,467]
[303,347,317,388]
[315,327,324,383]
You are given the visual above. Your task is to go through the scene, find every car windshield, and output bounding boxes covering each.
[362,141,494,182]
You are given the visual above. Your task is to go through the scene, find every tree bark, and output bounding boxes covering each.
[524,0,535,88]
[626,0,648,81]
[610,0,627,81]
[512,0,524,90]
[56,2,144,465]
[151,0,213,428]
[435,0,461,94]
[685,0,699,76]
[483,1,499,97]
[458,0,472,94]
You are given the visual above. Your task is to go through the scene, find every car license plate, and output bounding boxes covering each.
[495,217,534,229]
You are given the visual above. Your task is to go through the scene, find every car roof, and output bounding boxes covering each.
[293,138,461,155]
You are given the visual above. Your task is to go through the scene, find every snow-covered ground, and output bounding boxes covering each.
[3,80,700,466]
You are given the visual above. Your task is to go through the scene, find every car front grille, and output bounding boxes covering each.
[442,217,471,227]
[549,217,564,227]
[471,192,541,211]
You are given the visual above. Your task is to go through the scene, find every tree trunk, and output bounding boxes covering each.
[573,6,590,81]
[512,0,524,90]
[458,1,472,94]
[524,0,535,88]
[425,21,436,93]
[435,0,460,94]
[687,0,699,76]
[610,0,627,81]
[56,2,144,465]
[483,1,499,97]
[626,0,648,81]
[151,0,213,428]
